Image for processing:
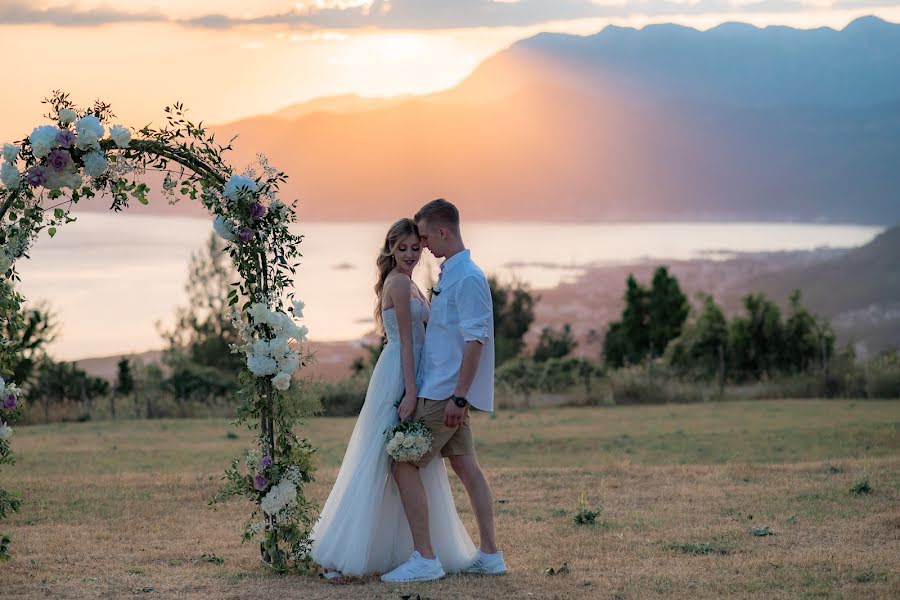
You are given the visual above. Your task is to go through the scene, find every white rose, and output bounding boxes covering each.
[278,313,308,342]
[291,299,305,318]
[1,161,20,189]
[2,143,18,163]
[82,151,108,177]
[253,339,271,357]
[269,337,290,357]
[109,124,132,148]
[61,169,83,190]
[272,372,291,391]
[402,438,415,449]
[29,125,60,157]
[212,215,237,242]
[223,175,258,201]
[265,310,286,330]
[0,422,11,440]
[247,302,270,324]
[277,352,300,375]
[58,108,77,125]
[247,353,278,376]
[75,115,105,151]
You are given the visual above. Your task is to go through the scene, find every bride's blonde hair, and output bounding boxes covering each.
[374,218,419,336]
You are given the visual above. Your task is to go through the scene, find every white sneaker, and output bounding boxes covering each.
[380,551,446,583]
[463,549,508,575]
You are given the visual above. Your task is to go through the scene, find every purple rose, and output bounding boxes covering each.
[2,394,15,410]
[26,166,49,187]
[57,129,75,149]
[47,148,71,172]
[253,475,269,491]
[259,455,273,470]
[238,226,255,242]
[250,202,267,221]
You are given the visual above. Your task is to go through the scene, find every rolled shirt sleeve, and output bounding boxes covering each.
[457,275,492,344]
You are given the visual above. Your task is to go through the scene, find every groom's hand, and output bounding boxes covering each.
[444,401,467,428]
[397,392,417,421]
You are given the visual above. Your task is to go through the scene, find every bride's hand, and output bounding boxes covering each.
[397,392,417,421]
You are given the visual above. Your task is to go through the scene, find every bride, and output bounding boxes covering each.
[310,218,475,581]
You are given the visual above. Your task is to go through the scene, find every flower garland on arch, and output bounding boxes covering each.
[0,91,318,570]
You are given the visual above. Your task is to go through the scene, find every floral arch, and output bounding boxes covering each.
[0,92,317,570]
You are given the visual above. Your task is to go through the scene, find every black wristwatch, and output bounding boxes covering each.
[450,394,468,408]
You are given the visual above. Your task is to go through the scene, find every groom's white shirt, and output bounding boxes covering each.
[418,249,495,412]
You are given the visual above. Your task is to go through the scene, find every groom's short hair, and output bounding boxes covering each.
[415,198,459,228]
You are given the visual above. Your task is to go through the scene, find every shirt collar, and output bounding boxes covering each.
[440,249,470,276]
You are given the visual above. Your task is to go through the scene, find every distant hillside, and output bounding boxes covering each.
[726,224,900,354]
[78,17,900,224]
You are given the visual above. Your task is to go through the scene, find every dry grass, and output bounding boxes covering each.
[1,399,898,599]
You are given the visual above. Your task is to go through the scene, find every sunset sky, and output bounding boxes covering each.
[1,0,898,143]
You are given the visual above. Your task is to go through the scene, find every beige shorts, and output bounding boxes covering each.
[410,397,475,468]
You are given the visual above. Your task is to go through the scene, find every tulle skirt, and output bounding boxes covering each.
[310,341,476,576]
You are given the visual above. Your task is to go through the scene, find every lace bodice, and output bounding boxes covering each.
[382,297,429,348]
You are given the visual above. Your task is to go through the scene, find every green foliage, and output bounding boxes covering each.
[114,357,135,397]
[534,324,578,362]
[313,375,369,417]
[849,476,872,495]
[667,294,728,380]
[489,276,537,365]
[604,268,688,368]
[350,338,384,376]
[0,281,58,388]
[607,364,713,405]
[160,232,245,400]
[30,358,110,421]
[864,350,900,398]
[728,293,786,380]
[573,492,602,526]
[665,541,730,555]
[496,357,601,402]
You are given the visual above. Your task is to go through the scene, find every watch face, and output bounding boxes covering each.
[454,397,467,407]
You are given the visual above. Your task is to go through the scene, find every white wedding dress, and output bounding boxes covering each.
[310,297,476,576]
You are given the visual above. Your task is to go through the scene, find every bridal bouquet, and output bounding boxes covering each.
[384,420,433,462]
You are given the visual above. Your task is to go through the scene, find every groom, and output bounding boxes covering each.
[382,198,508,583]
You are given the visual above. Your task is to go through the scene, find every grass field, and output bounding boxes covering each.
[1,399,898,599]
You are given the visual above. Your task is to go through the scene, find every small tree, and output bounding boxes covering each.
[648,267,689,357]
[159,232,244,402]
[604,268,688,368]
[783,290,834,373]
[534,324,578,362]
[667,294,729,381]
[728,293,785,381]
[0,282,58,388]
[30,359,109,422]
[489,276,537,365]
[111,357,135,419]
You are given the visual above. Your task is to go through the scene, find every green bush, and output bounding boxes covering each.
[607,364,716,405]
[865,351,900,399]
[314,375,369,417]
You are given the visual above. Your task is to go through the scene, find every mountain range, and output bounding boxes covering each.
[80,16,900,223]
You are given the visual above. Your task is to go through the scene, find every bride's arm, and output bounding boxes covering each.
[388,275,418,420]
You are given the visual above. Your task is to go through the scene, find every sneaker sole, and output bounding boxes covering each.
[463,569,508,576]
[381,572,446,583]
